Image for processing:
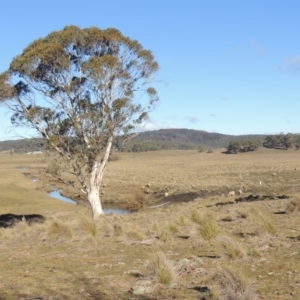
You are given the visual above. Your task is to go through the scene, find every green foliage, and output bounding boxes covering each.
[0,25,159,199]
[227,140,242,154]
[263,133,300,149]
[117,129,266,152]
[227,139,261,154]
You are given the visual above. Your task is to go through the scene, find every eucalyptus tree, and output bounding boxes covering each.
[0,26,159,219]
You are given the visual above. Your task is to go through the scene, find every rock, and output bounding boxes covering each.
[131,285,154,295]
[131,280,153,295]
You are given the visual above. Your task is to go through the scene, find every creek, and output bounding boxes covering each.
[48,190,131,215]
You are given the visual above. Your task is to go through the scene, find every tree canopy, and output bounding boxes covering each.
[0,25,159,218]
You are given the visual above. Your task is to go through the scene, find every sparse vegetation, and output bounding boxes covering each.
[79,216,97,236]
[212,266,257,300]
[149,251,177,285]
[0,149,300,299]
[197,211,220,239]
[218,236,246,259]
[249,207,277,235]
[285,197,300,213]
[48,219,73,239]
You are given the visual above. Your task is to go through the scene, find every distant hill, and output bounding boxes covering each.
[0,138,46,153]
[0,129,266,153]
[120,129,266,152]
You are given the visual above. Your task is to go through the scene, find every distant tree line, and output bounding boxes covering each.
[226,133,300,154]
[0,138,47,153]
[263,133,300,150]
[226,139,261,154]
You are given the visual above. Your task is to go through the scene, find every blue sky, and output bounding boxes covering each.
[0,0,300,140]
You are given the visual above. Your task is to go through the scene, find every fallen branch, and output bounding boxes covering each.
[148,202,170,209]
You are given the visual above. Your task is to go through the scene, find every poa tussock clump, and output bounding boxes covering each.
[79,216,97,236]
[178,215,190,226]
[218,235,246,259]
[149,251,177,285]
[249,207,277,235]
[123,223,144,240]
[212,266,257,300]
[48,219,73,239]
[285,197,300,213]
[196,210,220,240]
[236,209,249,219]
[191,208,201,223]
[0,228,11,240]
[159,229,171,242]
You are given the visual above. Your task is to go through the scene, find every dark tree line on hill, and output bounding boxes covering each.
[2,130,299,154]
[263,133,300,150]
[226,139,261,154]
[0,138,47,153]
[117,129,266,152]
[226,133,300,154]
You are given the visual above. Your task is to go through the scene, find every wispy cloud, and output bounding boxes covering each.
[249,39,265,55]
[282,55,300,72]
[184,116,200,124]
[137,118,178,131]
[221,96,229,101]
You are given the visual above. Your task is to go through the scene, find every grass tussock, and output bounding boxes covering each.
[0,228,11,240]
[79,217,97,236]
[249,207,277,235]
[191,209,201,223]
[178,215,190,226]
[221,214,234,222]
[48,219,73,239]
[213,266,257,300]
[286,197,300,213]
[113,222,123,236]
[218,236,246,259]
[247,248,262,258]
[157,222,179,242]
[167,222,179,234]
[195,211,220,240]
[236,209,249,219]
[149,251,177,285]
[123,223,144,240]
[159,229,171,242]
[108,153,120,162]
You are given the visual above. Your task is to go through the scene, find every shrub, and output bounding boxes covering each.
[108,153,120,162]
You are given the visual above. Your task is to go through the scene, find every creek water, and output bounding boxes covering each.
[48,190,131,215]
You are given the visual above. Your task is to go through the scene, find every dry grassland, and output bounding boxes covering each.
[0,149,300,299]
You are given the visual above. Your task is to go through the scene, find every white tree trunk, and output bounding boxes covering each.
[87,135,113,219]
[88,186,104,219]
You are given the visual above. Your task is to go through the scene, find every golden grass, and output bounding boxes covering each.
[149,251,177,285]
[0,150,300,299]
[218,235,246,259]
[79,216,97,236]
[212,266,257,300]
[249,207,277,235]
[286,197,300,213]
[48,219,73,239]
[196,210,220,240]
